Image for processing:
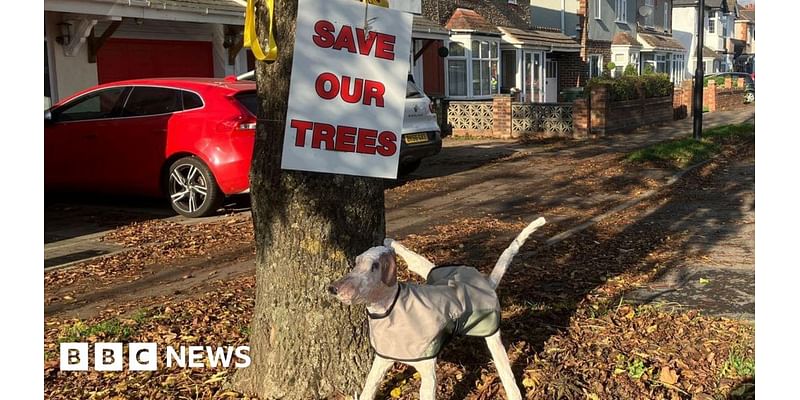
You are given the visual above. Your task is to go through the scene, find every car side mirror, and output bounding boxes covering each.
[44,110,53,124]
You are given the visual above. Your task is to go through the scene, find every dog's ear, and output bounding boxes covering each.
[380,248,397,286]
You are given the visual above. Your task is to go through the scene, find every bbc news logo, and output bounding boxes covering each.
[60,343,251,371]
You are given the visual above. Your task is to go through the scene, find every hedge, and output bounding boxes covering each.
[586,73,673,101]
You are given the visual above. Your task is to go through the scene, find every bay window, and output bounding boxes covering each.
[447,37,500,98]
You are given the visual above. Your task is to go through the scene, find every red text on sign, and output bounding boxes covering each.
[312,20,396,60]
[290,119,396,156]
[315,72,385,108]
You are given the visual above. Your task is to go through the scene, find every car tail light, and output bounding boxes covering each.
[217,115,256,135]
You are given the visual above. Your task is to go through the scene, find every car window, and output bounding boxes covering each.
[234,91,258,116]
[53,87,127,122]
[122,87,182,117]
[182,91,204,110]
[406,80,424,99]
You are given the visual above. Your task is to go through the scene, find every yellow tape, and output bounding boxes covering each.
[364,0,390,7]
[244,0,277,61]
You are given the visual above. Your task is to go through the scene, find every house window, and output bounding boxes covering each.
[664,1,670,31]
[595,0,602,20]
[707,12,716,34]
[722,15,729,37]
[589,54,603,78]
[447,42,467,96]
[471,40,499,96]
[644,0,654,27]
[508,0,518,4]
[671,53,685,84]
[615,0,627,23]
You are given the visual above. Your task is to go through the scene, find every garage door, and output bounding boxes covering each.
[97,38,214,84]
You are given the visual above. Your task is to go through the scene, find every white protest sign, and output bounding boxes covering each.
[281,0,412,179]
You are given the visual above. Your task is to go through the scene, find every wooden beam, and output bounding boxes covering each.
[413,39,436,64]
[88,20,122,63]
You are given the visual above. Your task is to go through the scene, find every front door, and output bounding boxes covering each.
[524,51,545,102]
[545,60,558,103]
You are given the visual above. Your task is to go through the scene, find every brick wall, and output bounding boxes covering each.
[421,0,531,28]
[700,77,750,112]
[492,95,513,138]
[574,85,674,136]
[549,52,585,98]
[585,40,612,77]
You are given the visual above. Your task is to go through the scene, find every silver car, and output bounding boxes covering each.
[235,71,442,175]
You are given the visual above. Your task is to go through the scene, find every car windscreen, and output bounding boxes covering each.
[407,80,424,99]
[234,91,258,116]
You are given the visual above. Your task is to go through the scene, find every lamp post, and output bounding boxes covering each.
[692,0,706,140]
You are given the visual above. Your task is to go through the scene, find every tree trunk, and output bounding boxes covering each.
[232,1,380,397]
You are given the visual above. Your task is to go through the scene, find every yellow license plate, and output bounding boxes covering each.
[404,133,428,144]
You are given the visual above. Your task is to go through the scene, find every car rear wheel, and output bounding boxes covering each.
[167,157,223,217]
[744,92,755,103]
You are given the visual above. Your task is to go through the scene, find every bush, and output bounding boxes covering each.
[703,75,726,87]
[586,73,672,101]
[624,64,638,76]
[643,64,655,75]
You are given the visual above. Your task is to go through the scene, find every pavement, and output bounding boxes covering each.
[625,142,755,320]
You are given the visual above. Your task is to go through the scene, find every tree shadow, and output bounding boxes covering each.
[395,142,754,398]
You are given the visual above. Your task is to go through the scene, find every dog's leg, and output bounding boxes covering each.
[384,238,435,278]
[485,331,522,400]
[359,355,394,400]
[406,358,437,400]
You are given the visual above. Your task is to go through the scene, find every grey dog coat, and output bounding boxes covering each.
[367,265,501,361]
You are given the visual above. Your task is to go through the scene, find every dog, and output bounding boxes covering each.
[328,217,546,400]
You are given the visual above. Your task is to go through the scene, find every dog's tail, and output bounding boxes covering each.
[488,217,546,288]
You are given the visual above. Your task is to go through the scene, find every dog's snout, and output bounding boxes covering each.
[327,285,338,295]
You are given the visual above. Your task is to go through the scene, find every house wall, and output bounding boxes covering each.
[588,0,637,42]
[45,11,247,103]
[636,0,671,33]
[672,6,698,77]
[530,0,581,37]
[422,0,531,28]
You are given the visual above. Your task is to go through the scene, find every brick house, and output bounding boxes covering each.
[582,0,686,84]
[672,0,734,77]
[733,3,754,74]
[420,0,583,102]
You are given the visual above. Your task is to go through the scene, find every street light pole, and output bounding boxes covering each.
[692,0,706,140]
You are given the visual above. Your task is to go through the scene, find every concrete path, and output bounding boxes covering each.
[625,144,755,319]
[387,108,755,238]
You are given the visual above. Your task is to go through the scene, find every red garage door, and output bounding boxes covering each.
[97,38,214,84]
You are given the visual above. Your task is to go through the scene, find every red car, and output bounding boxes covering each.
[45,78,257,217]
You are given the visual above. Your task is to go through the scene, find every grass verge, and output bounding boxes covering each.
[626,123,754,169]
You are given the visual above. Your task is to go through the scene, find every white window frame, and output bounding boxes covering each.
[664,1,670,32]
[508,0,518,4]
[644,0,655,27]
[470,39,500,98]
[615,0,627,23]
[707,11,716,34]
[589,54,603,78]
[446,35,501,99]
[446,41,468,98]
[595,0,602,20]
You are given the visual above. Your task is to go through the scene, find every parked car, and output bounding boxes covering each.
[705,72,755,103]
[45,78,258,217]
[235,71,442,175]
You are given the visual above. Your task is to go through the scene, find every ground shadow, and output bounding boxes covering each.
[395,141,754,399]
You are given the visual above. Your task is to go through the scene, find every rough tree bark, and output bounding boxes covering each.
[232,1,380,398]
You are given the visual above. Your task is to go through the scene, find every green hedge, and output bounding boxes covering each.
[586,73,673,101]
